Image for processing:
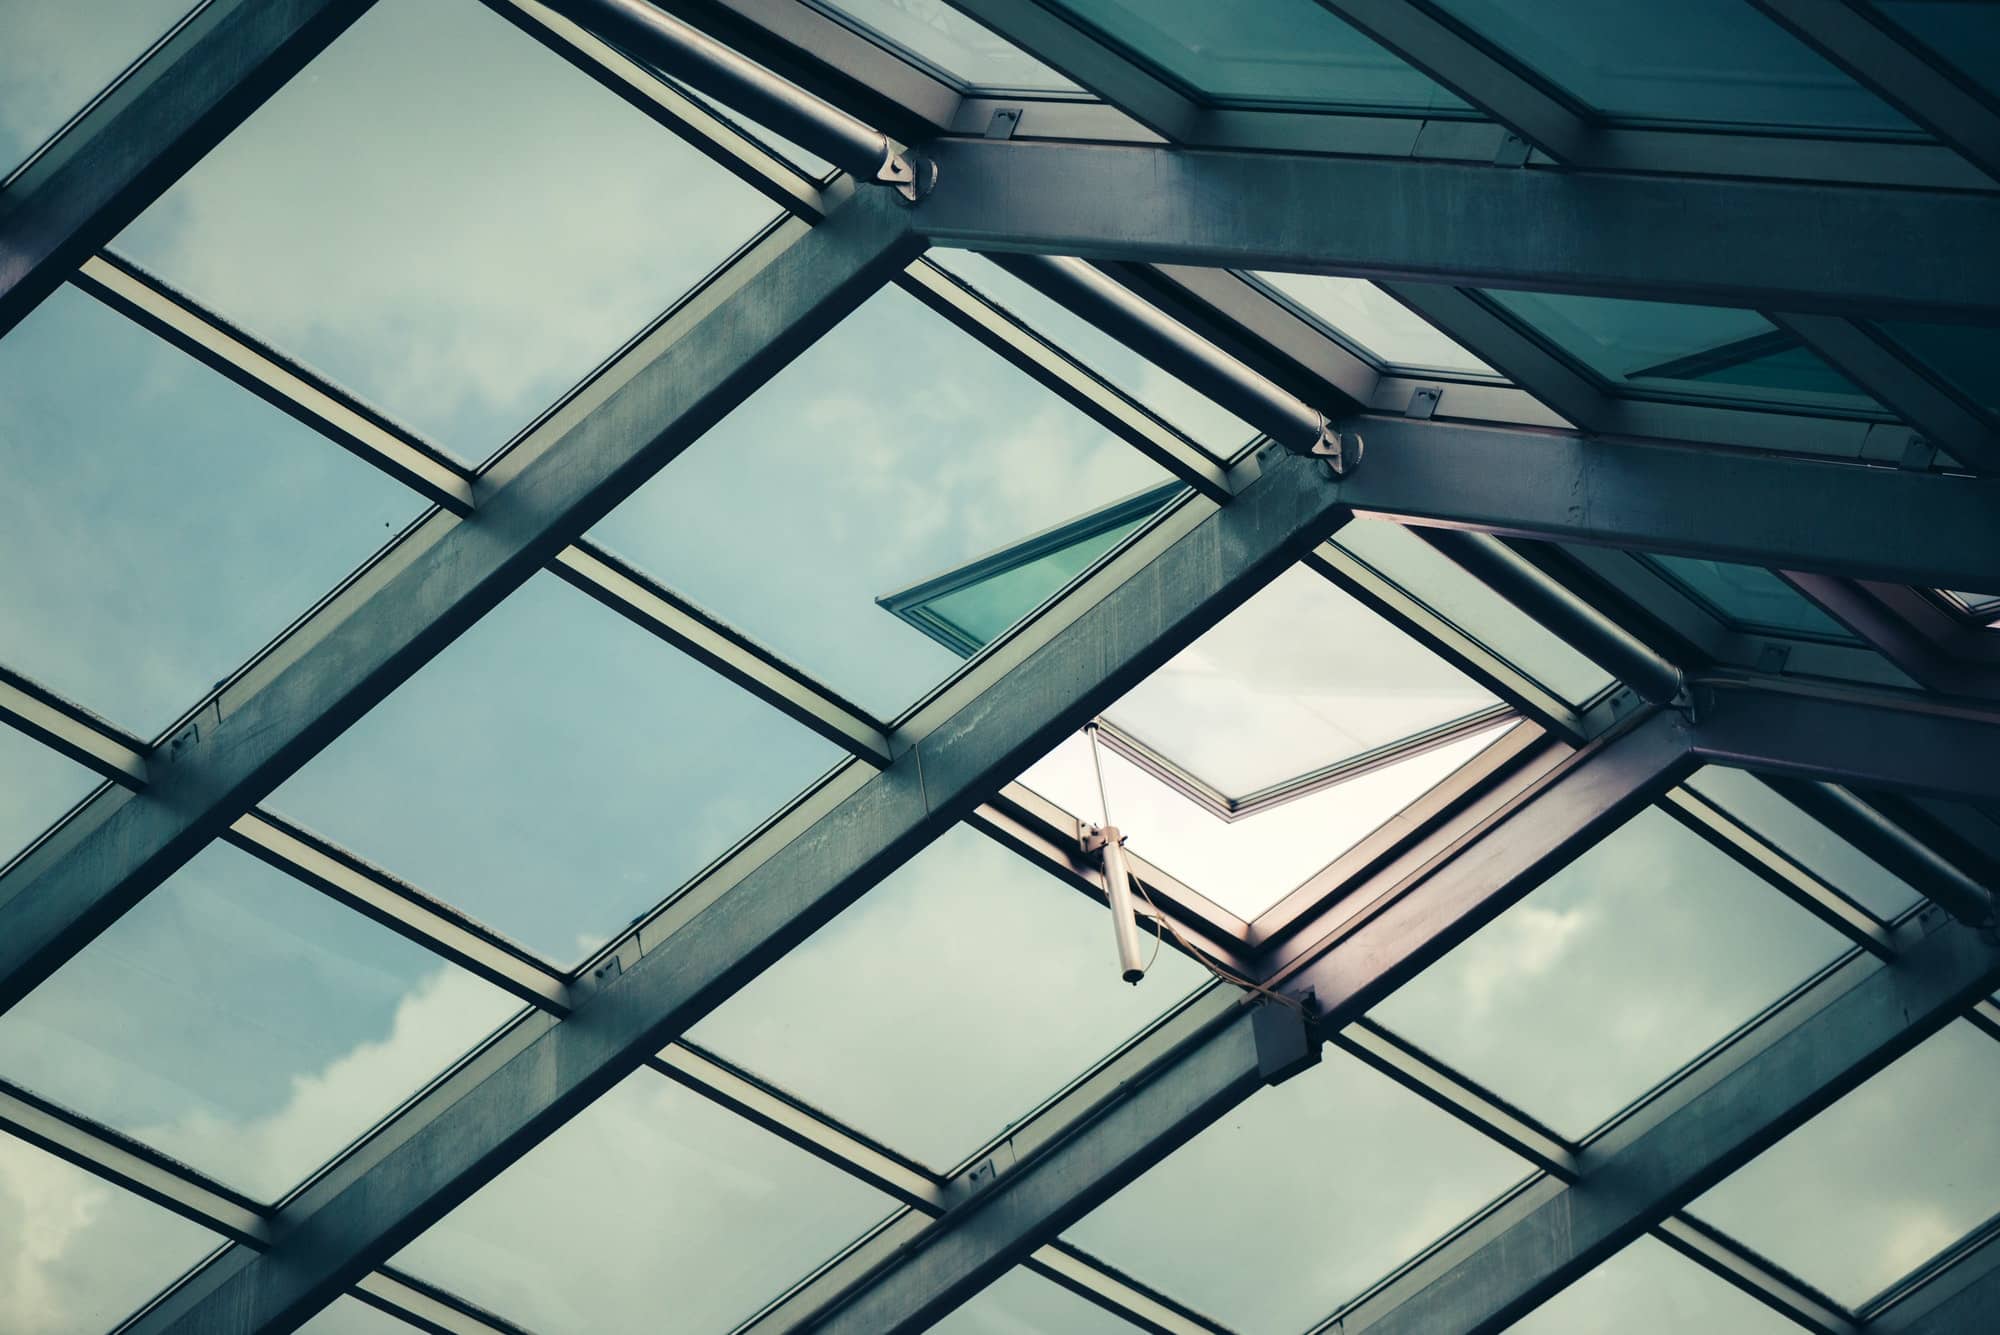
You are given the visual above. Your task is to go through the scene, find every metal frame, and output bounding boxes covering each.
[2,1,1998,1332]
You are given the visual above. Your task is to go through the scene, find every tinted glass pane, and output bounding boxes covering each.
[0,1130,220,1335]
[1103,565,1497,799]
[0,0,193,176]
[590,285,1172,720]
[1486,291,1877,411]
[0,287,419,734]
[1694,1020,2000,1307]
[1875,319,2000,419]
[1372,807,1852,1136]
[1067,1047,1526,1331]
[1687,767,1921,921]
[0,843,518,1201]
[816,0,1079,89]
[1434,0,1916,130]
[1333,519,1614,706]
[694,825,1204,1168]
[1508,1236,1802,1334]
[932,252,1258,456]
[1641,555,1856,641]
[1046,0,1470,111]
[396,1070,891,1332]
[300,1299,419,1334]
[934,1268,1142,1334]
[115,0,779,464]
[0,723,99,868]
[1876,1,2000,100]
[1255,272,1497,374]
[273,572,841,967]
[1023,723,1509,922]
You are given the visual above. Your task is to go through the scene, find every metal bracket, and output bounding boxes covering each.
[1308,414,1362,477]
[984,107,1022,140]
[875,143,938,204]
[1406,386,1442,419]
[1494,132,1532,167]
[1080,822,1118,855]
[1754,642,1792,674]
[1899,434,1938,471]
[1252,1002,1320,1086]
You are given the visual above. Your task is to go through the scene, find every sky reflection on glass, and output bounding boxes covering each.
[1687,767,1920,921]
[695,824,1205,1168]
[1507,1235,1803,1333]
[114,0,780,464]
[819,0,1080,90]
[272,572,842,968]
[1372,807,1851,1136]
[396,1069,891,1332]
[0,842,519,1202]
[1254,272,1497,374]
[0,0,193,177]
[0,724,99,870]
[0,286,418,734]
[1067,1046,1526,1331]
[299,1298,420,1335]
[934,1266,1142,1333]
[591,284,1172,720]
[0,1130,220,1335]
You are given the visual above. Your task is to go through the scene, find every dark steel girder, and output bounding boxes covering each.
[0,190,923,1016]
[130,447,1356,1335]
[911,138,2000,321]
[0,0,377,340]
[1328,415,2000,591]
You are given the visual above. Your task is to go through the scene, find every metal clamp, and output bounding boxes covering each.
[1308,414,1362,477]
[876,143,938,204]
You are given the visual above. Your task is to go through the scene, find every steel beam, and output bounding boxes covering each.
[911,138,2000,320]
[1875,1228,2000,1334]
[0,190,922,1016]
[1750,0,2000,187]
[0,0,377,340]
[1336,909,2000,1334]
[1327,415,2000,590]
[130,441,1352,1335]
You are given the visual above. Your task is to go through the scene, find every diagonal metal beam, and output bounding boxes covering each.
[1335,908,2000,1334]
[1327,415,2000,590]
[1750,0,2000,187]
[0,0,377,340]
[911,138,2000,320]
[1875,1227,2000,1334]
[130,441,1353,1335]
[0,188,922,1016]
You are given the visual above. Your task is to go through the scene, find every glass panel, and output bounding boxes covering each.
[934,1267,1143,1334]
[114,0,780,465]
[1508,1235,1803,1333]
[1485,291,1879,412]
[1694,1020,2000,1307]
[1372,807,1853,1137]
[0,1129,221,1335]
[0,842,519,1202]
[0,286,420,734]
[301,1298,419,1334]
[1024,722,1511,922]
[1102,565,1498,800]
[396,1069,892,1332]
[1333,518,1615,707]
[272,572,842,968]
[694,825,1205,1168]
[1640,555,1857,641]
[0,0,194,177]
[1875,319,2000,419]
[1433,0,1917,131]
[0,723,99,868]
[589,285,1173,721]
[1044,0,1471,111]
[1066,1047,1527,1332]
[1687,767,1922,921]
[813,0,1079,90]
[931,251,1259,456]
[1875,1,2000,101]
[1254,272,1497,375]
[1946,588,2000,618]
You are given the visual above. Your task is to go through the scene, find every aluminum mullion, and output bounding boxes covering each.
[72,255,475,514]
[940,0,1200,141]
[1872,1221,2000,1333]
[0,667,148,789]
[0,0,376,340]
[912,138,2000,321]
[1022,1244,1232,1335]
[1652,1215,1859,1335]
[0,191,923,1019]
[1331,907,2000,1335]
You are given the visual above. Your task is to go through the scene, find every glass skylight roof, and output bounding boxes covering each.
[4,1,1993,1330]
